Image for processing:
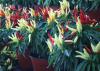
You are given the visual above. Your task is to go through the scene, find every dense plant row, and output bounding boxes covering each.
[0,0,100,71]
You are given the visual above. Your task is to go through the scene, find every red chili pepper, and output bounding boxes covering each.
[9,5,16,11]
[0,10,5,17]
[73,8,97,24]
[41,8,49,20]
[27,23,32,27]
[64,24,69,32]
[73,8,78,21]
[16,32,24,41]
[18,5,23,12]
[34,10,40,17]
[10,12,21,26]
[80,10,97,24]
[22,12,29,20]
[47,32,54,45]
[85,47,92,54]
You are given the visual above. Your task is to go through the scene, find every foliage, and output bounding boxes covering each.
[0,0,100,71]
[69,0,100,11]
[76,42,100,71]
[0,46,16,71]
[46,0,100,71]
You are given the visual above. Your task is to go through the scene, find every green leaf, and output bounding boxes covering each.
[66,25,77,32]
[48,54,55,67]
[75,61,86,71]
[91,42,100,53]
[73,36,78,44]
[0,66,3,71]
[98,64,100,71]
[76,17,82,34]
[83,49,90,60]
[43,0,51,6]
[76,49,90,60]
[8,63,12,70]
[87,64,91,71]
[38,0,43,5]
[81,62,88,71]
[96,42,100,52]
[91,43,96,52]
[92,63,96,71]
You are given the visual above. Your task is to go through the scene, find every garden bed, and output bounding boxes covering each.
[0,0,100,71]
